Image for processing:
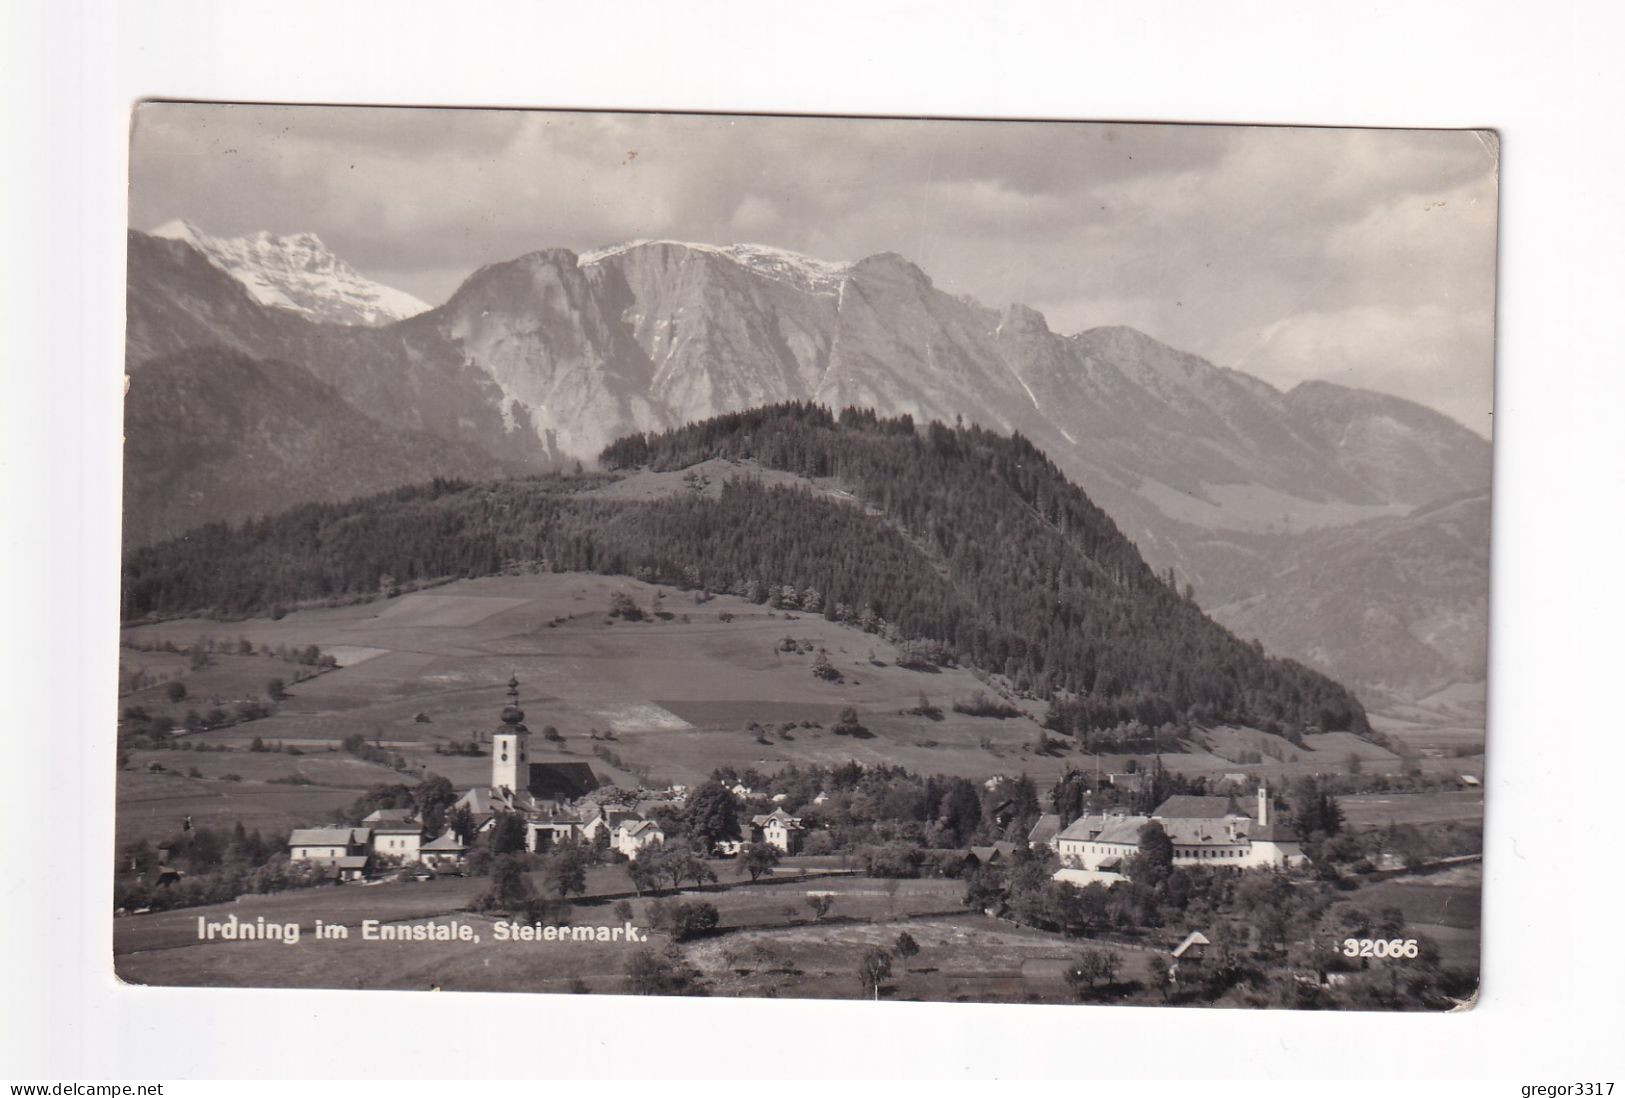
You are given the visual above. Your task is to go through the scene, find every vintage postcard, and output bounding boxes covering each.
[115,105,1494,1009]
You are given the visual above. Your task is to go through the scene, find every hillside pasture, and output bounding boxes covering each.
[119,570,1422,837]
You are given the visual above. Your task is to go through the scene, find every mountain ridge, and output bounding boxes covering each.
[122,230,1492,707]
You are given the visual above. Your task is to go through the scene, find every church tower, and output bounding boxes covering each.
[491,675,530,795]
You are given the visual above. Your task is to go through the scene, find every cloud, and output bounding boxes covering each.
[129,105,1497,433]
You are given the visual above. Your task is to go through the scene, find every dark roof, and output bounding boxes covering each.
[1153,795,1250,820]
[968,841,1017,863]
[751,808,801,828]
[1027,814,1061,844]
[526,762,600,800]
[362,808,417,824]
[1248,823,1301,843]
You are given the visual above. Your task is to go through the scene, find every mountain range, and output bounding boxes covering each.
[123,228,1493,711]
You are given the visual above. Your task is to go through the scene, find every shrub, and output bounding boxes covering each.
[832,707,867,737]
[952,691,1021,719]
[662,900,719,942]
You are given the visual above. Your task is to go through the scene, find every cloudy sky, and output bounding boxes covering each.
[130,104,1498,433]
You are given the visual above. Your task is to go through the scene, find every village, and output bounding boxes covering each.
[286,677,1311,890]
[111,574,1484,1008]
[111,668,1481,1009]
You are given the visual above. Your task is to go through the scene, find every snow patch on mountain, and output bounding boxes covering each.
[581,239,851,295]
[150,220,430,326]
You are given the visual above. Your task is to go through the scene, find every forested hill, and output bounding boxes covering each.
[122,404,1368,738]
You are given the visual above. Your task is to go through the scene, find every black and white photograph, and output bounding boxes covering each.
[10,0,1625,1086]
[111,104,1495,1011]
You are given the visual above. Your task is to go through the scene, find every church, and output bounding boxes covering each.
[451,677,601,825]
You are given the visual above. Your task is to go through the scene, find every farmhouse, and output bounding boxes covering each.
[288,827,371,881]
[369,821,423,863]
[1053,785,1307,882]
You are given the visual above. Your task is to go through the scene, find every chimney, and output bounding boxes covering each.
[1257,784,1269,826]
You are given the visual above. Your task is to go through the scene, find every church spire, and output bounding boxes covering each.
[500,674,526,728]
[492,675,529,795]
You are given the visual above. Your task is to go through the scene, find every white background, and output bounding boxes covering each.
[3,0,1622,1082]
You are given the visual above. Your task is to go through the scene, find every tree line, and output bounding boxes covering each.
[124,403,1368,737]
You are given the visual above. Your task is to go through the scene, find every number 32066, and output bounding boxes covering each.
[1342,938,1419,958]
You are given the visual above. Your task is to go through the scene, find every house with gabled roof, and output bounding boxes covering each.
[750,808,804,853]
[580,807,641,845]
[420,829,467,869]
[613,818,664,859]
[369,820,423,864]
[1026,813,1061,852]
[965,841,1017,868]
[288,827,372,881]
[1171,930,1210,960]
[361,807,417,826]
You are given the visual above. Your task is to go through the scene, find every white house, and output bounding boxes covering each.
[613,818,665,859]
[368,822,423,863]
[580,807,641,845]
[419,829,467,868]
[528,818,584,853]
[750,808,804,853]
[288,827,372,881]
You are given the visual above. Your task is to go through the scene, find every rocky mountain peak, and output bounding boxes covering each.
[848,251,933,288]
[1000,302,1052,335]
[144,219,429,327]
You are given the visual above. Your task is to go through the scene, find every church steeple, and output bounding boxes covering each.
[492,675,529,795]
